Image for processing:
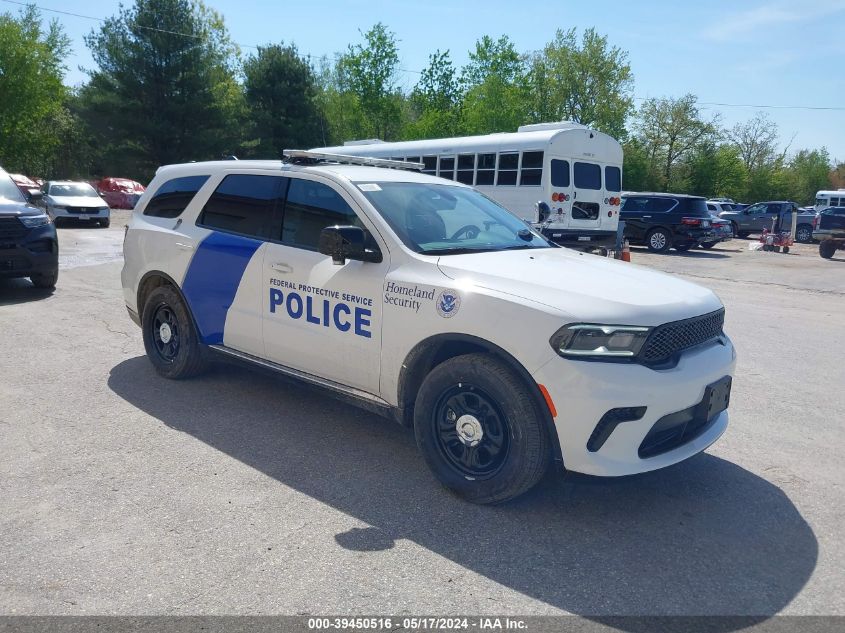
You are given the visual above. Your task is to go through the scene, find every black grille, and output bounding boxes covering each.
[640,309,725,365]
[0,217,27,241]
[67,207,99,214]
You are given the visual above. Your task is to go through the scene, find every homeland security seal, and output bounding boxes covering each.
[436,289,461,318]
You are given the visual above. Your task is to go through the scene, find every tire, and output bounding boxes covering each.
[645,228,671,253]
[100,218,110,228]
[782,246,790,254]
[413,353,551,504]
[730,222,739,237]
[674,244,691,252]
[738,231,750,239]
[819,240,836,259]
[700,242,716,249]
[141,285,208,379]
[30,269,58,289]
[795,225,812,243]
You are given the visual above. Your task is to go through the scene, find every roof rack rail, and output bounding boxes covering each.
[282,149,424,171]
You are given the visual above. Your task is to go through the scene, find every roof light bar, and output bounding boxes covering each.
[283,150,424,171]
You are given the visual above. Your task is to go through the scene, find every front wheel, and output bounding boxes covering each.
[700,242,716,249]
[31,269,58,289]
[99,218,110,228]
[414,353,551,504]
[646,228,671,253]
[142,285,208,379]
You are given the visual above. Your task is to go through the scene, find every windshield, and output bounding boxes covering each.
[358,182,553,255]
[49,183,97,197]
[0,173,25,202]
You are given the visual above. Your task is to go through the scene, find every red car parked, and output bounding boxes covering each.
[95,177,146,209]
[9,173,41,198]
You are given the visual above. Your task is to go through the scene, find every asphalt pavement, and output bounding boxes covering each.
[0,216,843,623]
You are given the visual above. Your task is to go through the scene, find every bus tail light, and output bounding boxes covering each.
[552,192,559,202]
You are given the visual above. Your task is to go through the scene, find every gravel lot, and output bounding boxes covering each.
[0,215,843,622]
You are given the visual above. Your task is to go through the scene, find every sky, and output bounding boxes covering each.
[4,0,844,161]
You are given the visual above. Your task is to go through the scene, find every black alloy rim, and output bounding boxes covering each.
[433,384,510,479]
[151,304,180,362]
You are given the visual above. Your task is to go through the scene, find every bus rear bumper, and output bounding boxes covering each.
[539,228,617,249]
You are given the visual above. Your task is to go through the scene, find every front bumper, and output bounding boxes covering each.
[0,223,58,279]
[532,335,736,476]
[49,206,110,221]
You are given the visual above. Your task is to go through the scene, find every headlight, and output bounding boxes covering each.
[550,324,651,359]
[99,206,110,212]
[19,214,52,228]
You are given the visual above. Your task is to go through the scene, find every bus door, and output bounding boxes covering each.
[569,160,604,229]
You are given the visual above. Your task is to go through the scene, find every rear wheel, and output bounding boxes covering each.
[738,231,750,239]
[819,240,837,259]
[795,225,812,243]
[646,228,671,253]
[700,242,716,249]
[782,246,790,254]
[414,353,550,504]
[142,285,208,379]
[674,244,691,252]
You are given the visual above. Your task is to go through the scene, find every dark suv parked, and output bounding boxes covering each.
[0,167,59,289]
[620,193,716,253]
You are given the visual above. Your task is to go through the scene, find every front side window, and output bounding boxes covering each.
[605,166,622,192]
[144,175,209,218]
[745,203,765,214]
[198,174,283,238]
[358,182,552,255]
[573,162,601,190]
[551,160,570,188]
[281,178,360,249]
[497,153,518,186]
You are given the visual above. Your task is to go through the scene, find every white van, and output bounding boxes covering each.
[314,122,624,250]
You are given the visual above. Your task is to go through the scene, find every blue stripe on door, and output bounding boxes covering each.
[181,232,262,344]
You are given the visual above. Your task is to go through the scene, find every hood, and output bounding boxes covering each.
[436,248,722,326]
[0,200,43,217]
[48,195,106,207]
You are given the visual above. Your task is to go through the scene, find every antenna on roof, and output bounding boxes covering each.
[282,150,424,171]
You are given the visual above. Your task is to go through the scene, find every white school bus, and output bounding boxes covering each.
[314,122,624,249]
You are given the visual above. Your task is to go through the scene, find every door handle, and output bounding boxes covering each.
[271,262,293,274]
[642,215,651,218]
[175,242,193,251]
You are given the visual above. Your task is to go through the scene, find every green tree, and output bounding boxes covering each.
[0,5,70,176]
[405,49,462,139]
[635,94,719,190]
[243,43,322,157]
[336,23,402,140]
[783,148,832,204]
[460,35,529,134]
[685,142,748,200]
[528,28,633,139]
[728,112,779,171]
[80,0,244,179]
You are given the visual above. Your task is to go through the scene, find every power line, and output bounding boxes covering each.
[3,0,843,112]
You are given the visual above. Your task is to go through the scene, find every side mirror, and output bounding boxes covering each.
[318,225,382,265]
[26,190,43,204]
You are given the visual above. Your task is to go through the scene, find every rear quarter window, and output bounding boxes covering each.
[678,198,710,216]
[144,175,210,218]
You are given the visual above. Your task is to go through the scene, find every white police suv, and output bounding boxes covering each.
[122,151,735,504]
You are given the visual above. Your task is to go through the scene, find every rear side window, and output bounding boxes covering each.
[574,162,601,190]
[281,179,359,250]
[679,198,709,215]
[198,174,283,238]
[550,160,570,188]
[519,151,544,186]
[646,198,677,213]
[143,175,209,218]
[605,166,621,192]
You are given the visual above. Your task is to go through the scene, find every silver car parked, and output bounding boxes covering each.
[42,181,111,227]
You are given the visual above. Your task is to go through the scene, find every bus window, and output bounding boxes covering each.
[457,154,475,184]
[439,156,456,180]
[476,153,495,185]
[497,153,518,186]
[519,151,543,186]
[422,156,437,175]
[390,157,404,162]
[574,162,602,190]
[551,160,570,188]
[605,166,621,192]
[407,156,421,164]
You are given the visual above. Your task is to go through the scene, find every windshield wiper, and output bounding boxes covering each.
[422,247,497,255]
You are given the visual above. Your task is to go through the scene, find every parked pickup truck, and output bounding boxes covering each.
[814,206,845,259]
[718,201,816,243]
